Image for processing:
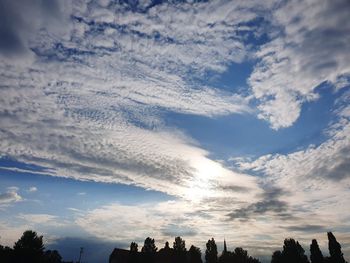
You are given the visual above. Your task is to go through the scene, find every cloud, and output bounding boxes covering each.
[283,225,327,233]
[0,220,30,246]
[0,0,71,64]
[249,0,350,129]
[0,0,266,202]
[233,92,350,231]
[17,213,58,224]
[28,186,38,193]
[227,187,291,221]
[161,224,198,237]
[0,189,22,205]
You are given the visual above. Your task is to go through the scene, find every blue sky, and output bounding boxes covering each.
[0,0,350,262]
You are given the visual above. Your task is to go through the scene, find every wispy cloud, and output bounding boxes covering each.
[0,0,263,201]
[17,213,58,225]
[28,186,38,193]
[0,187,22,206]
[233,91,350,236]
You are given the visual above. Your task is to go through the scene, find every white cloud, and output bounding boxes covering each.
[249,0,350,129]
[0,190,22,205]
[234,93,350,228]
[0,221,30,246]
[0,0,265,201]
[17,213,58,225]
[28,186,38,193]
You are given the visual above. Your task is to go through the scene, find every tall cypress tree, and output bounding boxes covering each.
[310,239,324,263]
[282,239,309,263]
[173,236,187,263]
[328,232,346,263]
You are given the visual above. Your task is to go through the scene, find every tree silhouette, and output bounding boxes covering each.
[189,245,202,263]
[13,230,45,263]
[129,242,139,263]
[205,238,218,263]
[142,237,157,253]
[141,237,157,263]
[310,239,324,263]
[271,250,283,263]
[230,247,261,263]
[173,236,187,263]
[173,236,186,252]
[164,241,170,250]
[44,250,62,263]
[233,247,249,262]
[130,242,138,252]
[282,238,309,263]
[0,245,13,263]
[328,232,346,263]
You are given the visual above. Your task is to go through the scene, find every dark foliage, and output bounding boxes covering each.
[205,238,218,263]
[129,242,139,263]
[142,237,157,253]
[0,245,13,263]
[13,230,45,263]
[188,245,202,263]
[173,236,187,263]
[271,250,283,263]
[141,237,157,263]
[130,242,138,252]
[44,250,63,263]
[218,246,261,263]
[281,238,309,263]
[0,230,64,263]
[270,233,348,263]
[328,232,347,263]
[1,230,348,263]
[310,239,324,263]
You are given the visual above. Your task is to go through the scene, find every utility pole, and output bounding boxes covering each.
[78,247,84,263]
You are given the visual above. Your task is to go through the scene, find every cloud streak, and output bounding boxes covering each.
[0,187,22,207]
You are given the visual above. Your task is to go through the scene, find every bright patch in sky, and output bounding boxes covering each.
[0,0,350,262]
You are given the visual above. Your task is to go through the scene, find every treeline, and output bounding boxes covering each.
[271,232,347,263]
[0,230,72,263]
[1,230,348,263]
[113,236,261,263]
[115,232,348,263]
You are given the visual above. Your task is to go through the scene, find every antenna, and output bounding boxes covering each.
[78,247,84,263]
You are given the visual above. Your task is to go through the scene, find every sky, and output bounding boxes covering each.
[0,0,350,262]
